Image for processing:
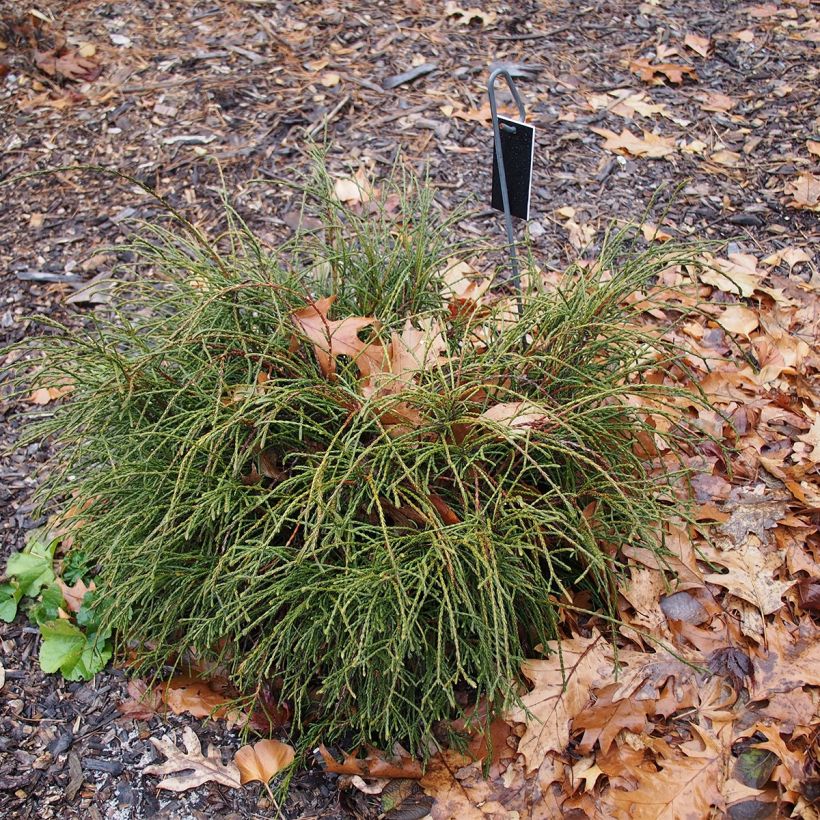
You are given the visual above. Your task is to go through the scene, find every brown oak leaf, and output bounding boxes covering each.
[785,172,820,212]
[506,633,608,772]
[143,727,241,792]
[591,127,676,159]
[609,724,726,818]
[629,59,698,85]
[56,577,93,613]
[702,541,793,616]
[751,620,820,700]
[719,488,787,546]
[35,48,101,82]
[572,682,653,754]
[478,401,549,430]
[162,677,245,726]
[117,679,163,720]
[318,744,423,779]
[291,296,380,378]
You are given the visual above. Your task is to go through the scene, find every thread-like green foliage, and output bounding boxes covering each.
[8,165,707,752]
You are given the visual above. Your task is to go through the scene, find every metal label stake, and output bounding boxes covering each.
[488,68,533,317]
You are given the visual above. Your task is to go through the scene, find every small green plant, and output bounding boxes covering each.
[6,161,708,751]
[2,531,111,680]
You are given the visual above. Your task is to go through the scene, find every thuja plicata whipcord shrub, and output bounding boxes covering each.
[4,160,712,754]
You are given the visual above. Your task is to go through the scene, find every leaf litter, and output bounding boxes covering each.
[291,238,820,818]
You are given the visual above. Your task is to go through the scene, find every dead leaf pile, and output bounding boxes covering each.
[118,674,288,732]
[304,246,820,819]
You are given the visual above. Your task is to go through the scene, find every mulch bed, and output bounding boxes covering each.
[1,0,817,817]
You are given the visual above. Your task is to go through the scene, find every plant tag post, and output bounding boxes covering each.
[488,67,534,316]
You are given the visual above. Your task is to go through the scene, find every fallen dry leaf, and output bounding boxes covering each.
[507,633,609,771]
[441,258,491,303]
[746,3,780,18]
[609,724,726,818]
[420,751,493,820]
[334,177,364,203]
[684,33,711,57]
[291,296,379,378]
[586,89,672,121]
[591,126,676,158]
[572,682,653,754]
[700,253,763,298]
[162,677,244,725]
[572,754,607,793]
[718,304,759,336]
[319,744,423,779]
[702,540,793,615]
[479,401,548,430]
[560,214,597,250]
[448,709,517,774]
[117,679,163,720]
[56,577,93,613]
[444,2,497,26]
[749,688,818,735]
[35,47,101,82]
[366,318,447,388]
[29,383,73,405]
[719,488,788,545]
[764,246,812,270]
[144,727,241,792]
[797,413,820,463]
[641,222,673,242]
[332,168,374,206]
[320,71,340,87]
[709,149,742,167]
[698,91,737,112]
[347,774,389,794]
[451,100,494,125]
[785,172,820,211]
[422,747,568,819]
[234,738,295,786]
[752,621,820,699]
[629,59,698,85]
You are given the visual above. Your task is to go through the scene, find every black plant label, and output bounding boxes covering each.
[491,117,535,221]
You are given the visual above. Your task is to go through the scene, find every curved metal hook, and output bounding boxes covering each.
[487,68,526,124]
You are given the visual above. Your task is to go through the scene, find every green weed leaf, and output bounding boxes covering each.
[29,583,67,626]
[61,550,92,585]
[734,747,779,789]
[38,618,112,681]
[76,590,101,629]
[6,536,57,597]
[39,619,86,675]
[0,582,22,622]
